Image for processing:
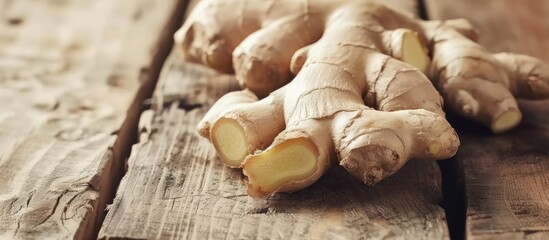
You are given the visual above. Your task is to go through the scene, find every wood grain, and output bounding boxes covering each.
[0,0,181,238]
[425,0,549,239]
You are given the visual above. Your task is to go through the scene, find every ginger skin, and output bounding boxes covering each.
[176,0,549,197]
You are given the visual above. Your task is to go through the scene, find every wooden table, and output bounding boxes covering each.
[0,0,547,239]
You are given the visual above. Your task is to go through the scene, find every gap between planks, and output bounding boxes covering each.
[414,0,468,239]
[90,0,192,238]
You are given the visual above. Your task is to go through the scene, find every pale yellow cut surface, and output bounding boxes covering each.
[212,118,248,167]
[245,138,318,193]
[492,110,522,133]
[402,32,429,74]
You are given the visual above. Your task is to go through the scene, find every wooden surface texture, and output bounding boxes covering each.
[0,0,181,238]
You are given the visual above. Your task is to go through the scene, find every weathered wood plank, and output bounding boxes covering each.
[99,1,451,239]
[0,0,182,238]
[425,0,549,239]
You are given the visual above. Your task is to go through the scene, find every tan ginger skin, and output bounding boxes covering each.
[176,0,549,197]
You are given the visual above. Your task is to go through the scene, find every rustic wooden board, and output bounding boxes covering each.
[99,1,452,239]
[0,0,182,238]
[425,0,549,239]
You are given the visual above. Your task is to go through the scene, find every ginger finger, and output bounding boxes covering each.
[382,28,431,74]
[203,90,285,167]
[442,76,522,133]
[493,53,549,99]
[243,119,333,198]
[233,17,322,97]
[424,25,526,132]
[333,109,458,185]
[365,53,443,116]
[198,89,257,138]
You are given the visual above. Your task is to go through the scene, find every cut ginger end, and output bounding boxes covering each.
[401,31,430,74]
[210,117,249,167]
[491,110,522,133]
[243,138,319,197]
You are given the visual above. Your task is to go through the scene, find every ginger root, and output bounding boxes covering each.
[424,21,549,132]
[176,0,548,197]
